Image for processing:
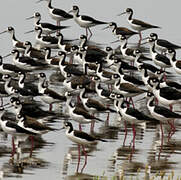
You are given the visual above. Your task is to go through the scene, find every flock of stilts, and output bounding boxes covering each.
[0,0,181,172]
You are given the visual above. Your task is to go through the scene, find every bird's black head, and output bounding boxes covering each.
[10,96,19,104]
[35,12,41,17]
[109,22,116,27]
[58,51,66,57]
[64,121,73,129]
[150,33,158,40]
[113,73,120,79]
[120,35,127,41]
[24,41,31,46]
[73,6,79,11]
[71,45,79,52]
[148,37,155,43]
[0,106,4,112]
[16,113,25,121]
[167,48,175,54]
[93,76,100,81]
[105,46,112,52]
[35,26,42,31]
[11,49,19,55]
[109,93,116,99]
[126,8,133,13]
[134,49,141,55]
[2,74,11,80]
[80,34,87,40]
[116,93,124,99]
[147,91,154,97]
[15,100,21,106]
[39,72,46,78]
[8,26,14,32]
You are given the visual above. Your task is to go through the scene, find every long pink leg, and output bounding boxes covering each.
[81,145,87,173]
[76,144,81,173]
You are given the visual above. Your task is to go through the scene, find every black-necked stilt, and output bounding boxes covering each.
[63,72,91,92]
[79,85,116,114]
[2,74,18,96]
[0,55,27,75]
[147,38,171,69]
[57,33,72,54]
[96,62,114,83]
[44,47,60,68]
[24,41,45,60]
[79,35,107,58]
[148,77,181,110]
[147,33,181,53]
[116,66,144,86]
[0,107,36,155]
[0,27,25,53]
[26,12,69,35]
[2,74,37,97]
[10,97,55,119]
[118,35,151,63]
[134,49,160,73]
[112,73,146,97]
[16,113,56,135]
[69,6,107,37]
[37,0,73,26]
[17,71,39,95]
[58,51,83,77]
[92,76,111,101]
[38,72,66,111]
[103,22,138,39]
[166,49,181,75]
[137,64,157,91]
[65,92,103,130]
[63,121,107,145]
[146,91,181,122]
[62,121,107,172]
[117,94,157,146]
[33,26,59,48]
[112,55,138,72]
[118,8,160,44]
[10,49,47,70]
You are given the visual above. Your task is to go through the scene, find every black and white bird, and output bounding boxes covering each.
[103,22,138,39]
[147,37,171,69]
[0,27,25,53]
[148,77,181,110]
[33,26,59,48]
[62,121,107,145]
[10,97,55,119]
[38,72,66,111]
[26,12,69,35]
[24,41,45,60]
[0,107,36,137]
[79,85,116,114]
[166,49,181,75]
[118,8,160,43]
[58,51,83,77]
[16,113,57,135]
[65,92,103,128]
[0,55,26,75]
[147,33,181,53]
[118,35,151,63]
[10,49,47,70]
[134,49,160,74]
[92,76,112,101]
[37,0,73,26]
[112,73,146,98]
[69,6,107,37]
[146,91,181,122]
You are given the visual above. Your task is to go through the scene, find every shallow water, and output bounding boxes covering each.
[0,0,181,179]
